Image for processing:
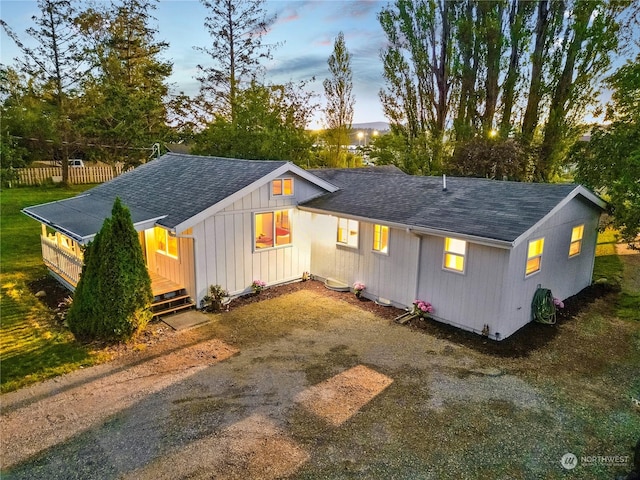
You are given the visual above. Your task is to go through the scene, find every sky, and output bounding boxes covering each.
[0,0,390,129]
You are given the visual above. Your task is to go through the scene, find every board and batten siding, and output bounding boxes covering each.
[143,230,196,298]
[497,195,601,339]
[309,214,419,307]
[191,174,326,303]
[416,235,509,336]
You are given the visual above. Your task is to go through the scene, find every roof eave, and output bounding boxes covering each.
[297,205,514,249]
[22,208,87,244]
[172,162,338,233]
[512,185,607,248]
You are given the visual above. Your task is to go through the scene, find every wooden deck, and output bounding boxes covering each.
[150,272,184,297]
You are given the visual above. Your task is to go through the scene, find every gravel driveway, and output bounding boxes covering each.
[1,287,635,479]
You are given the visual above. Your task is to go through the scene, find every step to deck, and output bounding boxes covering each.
[153,301,195,318]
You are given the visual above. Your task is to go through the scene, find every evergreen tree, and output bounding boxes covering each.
[67,198,152,342]
[1,0,87,182]
[77,0,172,166]
[195,0,276,123]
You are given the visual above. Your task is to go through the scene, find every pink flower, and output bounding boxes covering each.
[420,305,428,312]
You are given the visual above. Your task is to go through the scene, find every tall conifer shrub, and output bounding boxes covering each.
[67,198,153,341]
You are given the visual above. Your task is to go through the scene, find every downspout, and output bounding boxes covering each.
[175,232,199,308]
[412,229,422,307]
[588,222,599,285]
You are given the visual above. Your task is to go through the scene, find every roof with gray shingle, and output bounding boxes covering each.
[89,153,288,228]
[23,154,290,240]
[301,169,601,243]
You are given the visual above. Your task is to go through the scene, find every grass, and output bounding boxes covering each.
[593,228,640,321]
[0,184,110,393]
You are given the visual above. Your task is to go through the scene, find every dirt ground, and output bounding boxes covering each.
[3,276,639,479]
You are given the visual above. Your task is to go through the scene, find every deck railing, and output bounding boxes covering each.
[41,235,82,288]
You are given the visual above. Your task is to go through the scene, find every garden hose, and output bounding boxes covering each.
[532,287,556,325]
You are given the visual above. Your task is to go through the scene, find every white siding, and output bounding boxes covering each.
[497,196,601,339]
[191,176,322,304]
[310,215,419,307]
[416,236,509,336]
[144,229,196,298]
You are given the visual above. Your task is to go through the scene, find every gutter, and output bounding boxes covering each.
[297,205,514,250]
[22,208,87,244]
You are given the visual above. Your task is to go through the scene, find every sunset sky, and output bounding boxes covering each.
[1,0,389,128]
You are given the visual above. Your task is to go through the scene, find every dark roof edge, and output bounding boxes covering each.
[297,205,513,248]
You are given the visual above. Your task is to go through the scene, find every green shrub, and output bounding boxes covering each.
[67,198,153,341]
[200,285,229,312]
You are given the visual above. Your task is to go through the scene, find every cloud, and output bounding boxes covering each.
[267,54,327,81]
[324,0,382,21]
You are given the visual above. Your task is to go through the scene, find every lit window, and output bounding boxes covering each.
[373,224,389,253]
[154,227,178,258]
[526,238,544,276]
[569,225,584,257]
[337,218,359,248]
[255,210,292,249]
[443,237,466,273]
[272,178,294,196]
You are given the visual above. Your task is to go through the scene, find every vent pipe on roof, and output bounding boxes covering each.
[442,174,447,192]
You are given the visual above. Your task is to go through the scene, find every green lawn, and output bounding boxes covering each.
[593,228,640,321]
[0,185,109,393]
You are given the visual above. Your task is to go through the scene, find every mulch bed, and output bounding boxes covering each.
[28,274,617,359]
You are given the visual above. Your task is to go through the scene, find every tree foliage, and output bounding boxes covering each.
[448,137,531,181]
[573,56,640,247]
[0,67,51,168]
[1,0,87,182]
[195,0,275,123]
[67,198,153,342]
[323,31,355,167]
[192,81,316,165]
[76,0,172,166]
[378,0,630,179]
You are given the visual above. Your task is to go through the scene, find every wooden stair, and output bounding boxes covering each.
[150,273,194,318]
[151,288,195,317]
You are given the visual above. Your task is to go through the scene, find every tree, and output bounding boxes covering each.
[76,0,172,166]
[195,0,275,123]
[448,137,531,181]
[0,66,51,168]
[323,31,355,167]
[573,57,640,247]
[537,0,625,180]
[378,0,454,174]
[67,198,153,341]
[192,81,316,165]
[1,0,87,182]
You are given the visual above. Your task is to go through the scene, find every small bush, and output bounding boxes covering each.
[200,285,229,312]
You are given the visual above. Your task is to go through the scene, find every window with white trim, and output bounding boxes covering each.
[154,227,178,258]
[255,210,292,250]
[569,225,584,257]
[373,224,389,253]
[337,218,359,248]
[272,178,294,196]
[526,238,544,276]
[443,237,466,273]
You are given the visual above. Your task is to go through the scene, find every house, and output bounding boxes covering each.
[23,153,606,340]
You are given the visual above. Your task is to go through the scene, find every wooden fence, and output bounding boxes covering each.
[14,165,127,186]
